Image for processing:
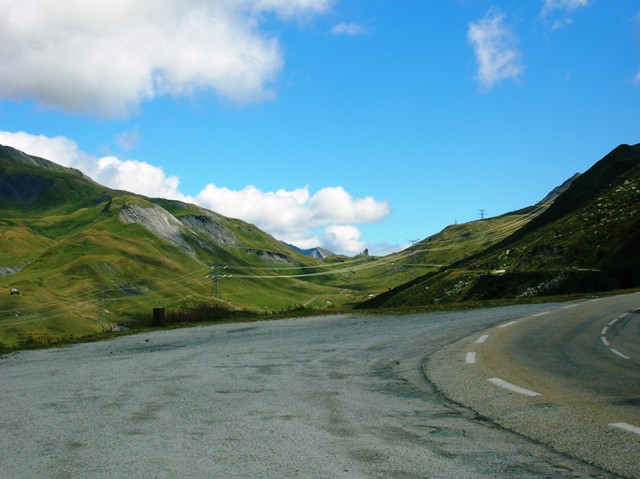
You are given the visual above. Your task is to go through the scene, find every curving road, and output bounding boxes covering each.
[429,292,640,478]
[0,303,632,478]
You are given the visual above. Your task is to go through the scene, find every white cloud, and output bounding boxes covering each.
[0,131,389,255]
[309,187,389,224]
[330,22,369,36]
[196,184,390,254]
[322,225,366,254]
[196,184,311,231]
[251,0,334,19]
[0,0,333,117]
[540,0,589,29]
[467,9,523,90]
[541,0,589,15]
[96,156,188,200]
[0,130,189,201]
[0,131,81,167]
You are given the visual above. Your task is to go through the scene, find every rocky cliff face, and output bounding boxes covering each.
[179,214,240,248]
[119,203,194,254]
[0,262,27,277]
[118,203,246,256]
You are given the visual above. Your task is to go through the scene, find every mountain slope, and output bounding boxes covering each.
[3,142,639,346]
[0,145,359,348]
[360,143,640,308]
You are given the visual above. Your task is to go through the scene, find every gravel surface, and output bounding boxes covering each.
[0,305,620,478]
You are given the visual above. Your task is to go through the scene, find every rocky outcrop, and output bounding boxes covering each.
[0,262,28,277]
[118,283,150,295]
[249,249,295,265]
[119,203,194,254]
[179,214,239,248]
[282,242,335,258]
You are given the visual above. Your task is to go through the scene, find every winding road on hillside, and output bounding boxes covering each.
[430,292,640,478]
[1,298,638,478]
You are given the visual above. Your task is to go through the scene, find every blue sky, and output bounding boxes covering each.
[1,0,639,255]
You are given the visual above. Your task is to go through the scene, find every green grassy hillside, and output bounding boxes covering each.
[0,146,365,349]
[361,143,640,308]
[3,142,639,348]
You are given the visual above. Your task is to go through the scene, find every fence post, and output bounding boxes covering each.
[152,307,166,327]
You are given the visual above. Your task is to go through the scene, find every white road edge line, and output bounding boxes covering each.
[476,334,489,344]
[533,311,550,317]
[610,348,630,360]
[465,352,477,364]
[601,336,610,346]
[608,318,619,326]
[563,304,578,309]
[601,326,608,335]
[609,422,640,435]
[619,313,629,318]
[498,321,519,329]
[487,378,541,397]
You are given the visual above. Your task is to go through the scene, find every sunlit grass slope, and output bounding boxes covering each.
[0,146,360,348]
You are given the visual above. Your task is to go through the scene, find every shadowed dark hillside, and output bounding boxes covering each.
[359,143,640,308]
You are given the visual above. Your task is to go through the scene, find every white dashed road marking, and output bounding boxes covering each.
[610,348,630,360]
[600,312,632,360]
[469,302,640,450]
[488,378,541,397]
[609,422,640,436]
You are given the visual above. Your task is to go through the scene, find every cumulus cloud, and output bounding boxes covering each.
[330,22,369,36]
[323,225,366,254]
[467,9,523,90]
[196,184,390,253]
[0,131,81,168]
[0,131,189,201]
[0,0,333,117]
[0,131,389,254]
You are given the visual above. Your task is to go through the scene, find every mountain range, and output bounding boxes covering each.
[1,142,639,349]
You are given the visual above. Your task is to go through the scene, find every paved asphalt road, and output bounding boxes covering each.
[429,292,640,478]
[0,301,634,478]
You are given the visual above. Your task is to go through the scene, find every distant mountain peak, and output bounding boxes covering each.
[282,242,335,258]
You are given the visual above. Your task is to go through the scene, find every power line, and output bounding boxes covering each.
[0,201,553,324]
